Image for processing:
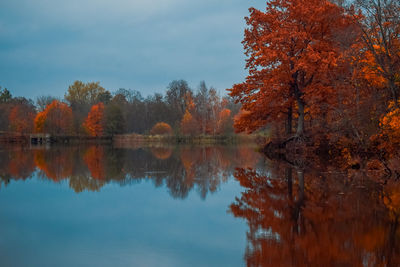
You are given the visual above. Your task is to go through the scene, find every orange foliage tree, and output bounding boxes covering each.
[9,105,35,133]
[216,108,232,134]
[180,109,200,135]
[355,0,400,103]
[83,102,105,136]
[229,0,356,136]
[375,100,400,153]
[34,100,73,134]
[150,122,173,135]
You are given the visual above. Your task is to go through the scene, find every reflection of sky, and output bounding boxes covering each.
[0,175,247,267]
[0,0,265,98]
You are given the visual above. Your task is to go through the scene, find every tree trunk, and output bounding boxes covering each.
[286,106,292,136]
[296,99,305,136]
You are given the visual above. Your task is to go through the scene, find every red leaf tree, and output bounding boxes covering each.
[83,102,105,137]
[229,0,357,136]
[9,105,35,133]
[34,100,74,135]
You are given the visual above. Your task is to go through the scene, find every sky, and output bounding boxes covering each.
[0,0,265,99]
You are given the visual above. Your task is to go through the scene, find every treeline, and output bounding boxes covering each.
[230,0,400,157]
[0,80,240,136]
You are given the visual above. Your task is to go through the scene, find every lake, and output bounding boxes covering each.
[0,145,399,266]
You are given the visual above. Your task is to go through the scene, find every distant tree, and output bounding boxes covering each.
[9,104,36,133]
[65,81,108,106]
[181,109,200,135]
[195,81,210,134]
[83,103,105,137]
[104,97,125,135]
[166,80,193,125]
[0,87,12,103]
[150,122,173,135]
[34,100,73,134]
[64,81,111,134]
[36,95,57,112]
[216,108,232,135]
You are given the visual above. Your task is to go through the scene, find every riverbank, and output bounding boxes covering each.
[0,132,261,146]
[114,133,260,146]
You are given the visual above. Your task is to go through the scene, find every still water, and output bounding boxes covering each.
[0,145,399,266]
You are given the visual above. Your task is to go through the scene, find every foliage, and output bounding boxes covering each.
[83,103,105,137]
[0,87,12,103]
[9,105,35,133]
[181,109,200,135]
[229,0,357,136]
[34,100,73,134]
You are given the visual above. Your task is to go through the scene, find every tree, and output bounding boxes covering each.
[64,81,110,134]
[0,87,12,103]
[355,0,400,103]
[376,99,400,153]
[34,100,74,134]
[229,0,357,136]
[166,80,193,125]
[65,81,108,106]
[9,105,35,133]
[150,122,173,135]
[83,103,105,137]
[36,95,57,112]
[104,97,125,135]
[216,108,232,135]
[180,93,200,135]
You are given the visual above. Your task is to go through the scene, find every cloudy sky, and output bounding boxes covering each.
[0,0,264,99]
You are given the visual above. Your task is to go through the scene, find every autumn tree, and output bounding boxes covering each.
[64,81,111,134]
[375,99,400,153]
[166,80,193,126]
[181,110,199,135]
[355,0,400,103]
[180,93,200,135]
[36,95,57,112]
[216,108,232,134]
[83,103,105,137]
[9,104,36,133]
[34,100,73,134]
[150,122,173,135]
[229,0,357,137]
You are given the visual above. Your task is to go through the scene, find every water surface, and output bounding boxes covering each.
[0,145,399,266]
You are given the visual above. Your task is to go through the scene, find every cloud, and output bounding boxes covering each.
[0,0,265,98]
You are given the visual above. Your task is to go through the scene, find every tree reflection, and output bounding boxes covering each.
[0,145,263,198]
[230,167,400,267]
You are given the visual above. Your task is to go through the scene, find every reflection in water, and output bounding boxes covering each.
[2,145,400,266]
[0,145,263,199]
[230,166,400,267]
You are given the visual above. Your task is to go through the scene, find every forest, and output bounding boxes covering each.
[0,80,239,137]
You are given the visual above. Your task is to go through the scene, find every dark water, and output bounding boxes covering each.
[0,145,399,267]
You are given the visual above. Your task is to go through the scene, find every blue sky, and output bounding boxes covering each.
[0,0,265,99]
